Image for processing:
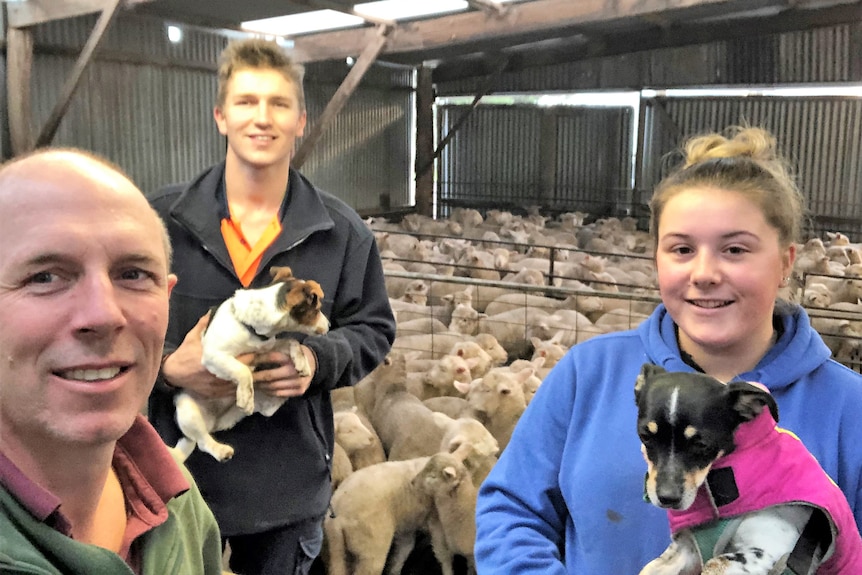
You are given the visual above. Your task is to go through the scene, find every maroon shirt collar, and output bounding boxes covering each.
[0,415,190,554]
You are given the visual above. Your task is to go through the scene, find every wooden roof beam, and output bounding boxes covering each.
[291,0,791,62]
[6,0,151,28]
[292,24,393,168]
[5,0,138,155]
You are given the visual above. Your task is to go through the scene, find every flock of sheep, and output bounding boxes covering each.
[318,207,862,575]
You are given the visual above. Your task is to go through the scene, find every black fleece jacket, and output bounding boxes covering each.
[146,163,395,535]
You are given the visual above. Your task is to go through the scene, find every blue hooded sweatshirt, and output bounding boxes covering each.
[475,303,862,574]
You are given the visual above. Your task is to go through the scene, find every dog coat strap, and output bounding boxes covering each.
[786,508,833,575]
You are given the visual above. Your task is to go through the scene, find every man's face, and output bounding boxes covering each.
[214,67,307,171]
[0,159,176,456]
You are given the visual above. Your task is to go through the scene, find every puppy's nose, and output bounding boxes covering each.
[656,488,683,508]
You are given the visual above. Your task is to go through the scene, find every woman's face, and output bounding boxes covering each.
[655,186,795,361]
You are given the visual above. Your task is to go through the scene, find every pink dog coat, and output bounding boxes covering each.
[666,409,862,573]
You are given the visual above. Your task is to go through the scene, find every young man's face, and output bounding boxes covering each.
[214,67,307,171]
[0,157,176,457]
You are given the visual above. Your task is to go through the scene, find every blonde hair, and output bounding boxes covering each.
[649,126,805,248]
[216,38,305,111]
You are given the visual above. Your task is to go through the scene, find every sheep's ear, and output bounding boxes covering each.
[726,381,779,422]
[454,378,476,395]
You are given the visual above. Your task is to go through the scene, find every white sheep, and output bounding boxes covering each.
[324,456,442,575]
[422,451,479,575]
[454,366,532,450]
[406,354,476,400]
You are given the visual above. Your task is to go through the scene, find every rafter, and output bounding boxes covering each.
[291,0,795,63]
[6,0,151,28]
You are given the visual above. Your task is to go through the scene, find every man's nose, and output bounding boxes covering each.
[73,275,126,335]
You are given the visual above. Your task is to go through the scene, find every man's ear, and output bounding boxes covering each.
[167,273,178,296]
[213,106,228,136]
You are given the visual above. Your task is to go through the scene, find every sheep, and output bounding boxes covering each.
[477,307,551,359]
[449,340,495,378]
[323,456,441,575]
[506,356,545,404]
[484,292,565,317]
[406,354,476,400]
[376,231,419,258]
[802,282,832,308]
[396,316,450,338]
[448,302,484,335]
[331,441,352,490]
[421,452,479,575]
[370,368,498,462]
[334,407,386,472]
[392,331,469,360]
[501,266,547,286]
[453,366,532,450]
[593,308,651,331]
[530,332,567,377]
[472,333,509,366]
[527,308,605,348]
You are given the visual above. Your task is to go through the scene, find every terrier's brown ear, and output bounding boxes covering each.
[269,266,294,284]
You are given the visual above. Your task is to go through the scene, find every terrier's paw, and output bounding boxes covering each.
[209,443,235,462]
[235,378,255,415]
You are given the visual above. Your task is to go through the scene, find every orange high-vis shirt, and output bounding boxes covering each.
[220,215,282,287]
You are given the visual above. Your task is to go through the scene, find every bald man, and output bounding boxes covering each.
[0,148,224,575]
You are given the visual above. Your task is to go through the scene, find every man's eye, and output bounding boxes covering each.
[120,268,157,282]
[28,271,56,284]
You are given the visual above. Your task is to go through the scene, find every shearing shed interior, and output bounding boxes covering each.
[4,1,862,574]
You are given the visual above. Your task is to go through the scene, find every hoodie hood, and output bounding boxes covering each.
[640,303,832,393]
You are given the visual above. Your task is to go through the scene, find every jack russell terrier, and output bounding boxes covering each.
[172,266,329,462]
[635,363,862,575]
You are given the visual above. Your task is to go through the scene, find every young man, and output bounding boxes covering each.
[0,149,224,574]
[147,39,396,574]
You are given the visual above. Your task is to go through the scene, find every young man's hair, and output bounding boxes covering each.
[216,38,306,110]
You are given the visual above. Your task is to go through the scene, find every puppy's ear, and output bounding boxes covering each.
[726,381,779,422]
[269,266,294,284]
[634,363,665,403]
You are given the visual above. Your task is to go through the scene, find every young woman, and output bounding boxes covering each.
[474,127,862,573]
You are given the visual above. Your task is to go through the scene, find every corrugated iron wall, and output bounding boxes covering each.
[641,96,862,240]
[9,13,413,210]
[434,22,862,237]
[437,104,633,218]
[435,23,860,96]
[437,105,542,217]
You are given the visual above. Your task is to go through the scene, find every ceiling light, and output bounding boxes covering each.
[167,24,182,43]
[353,0,468,21]
[242,10,364,37]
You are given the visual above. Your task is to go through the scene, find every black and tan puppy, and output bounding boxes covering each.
[634,363,861,574]
[172,266,329,462]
